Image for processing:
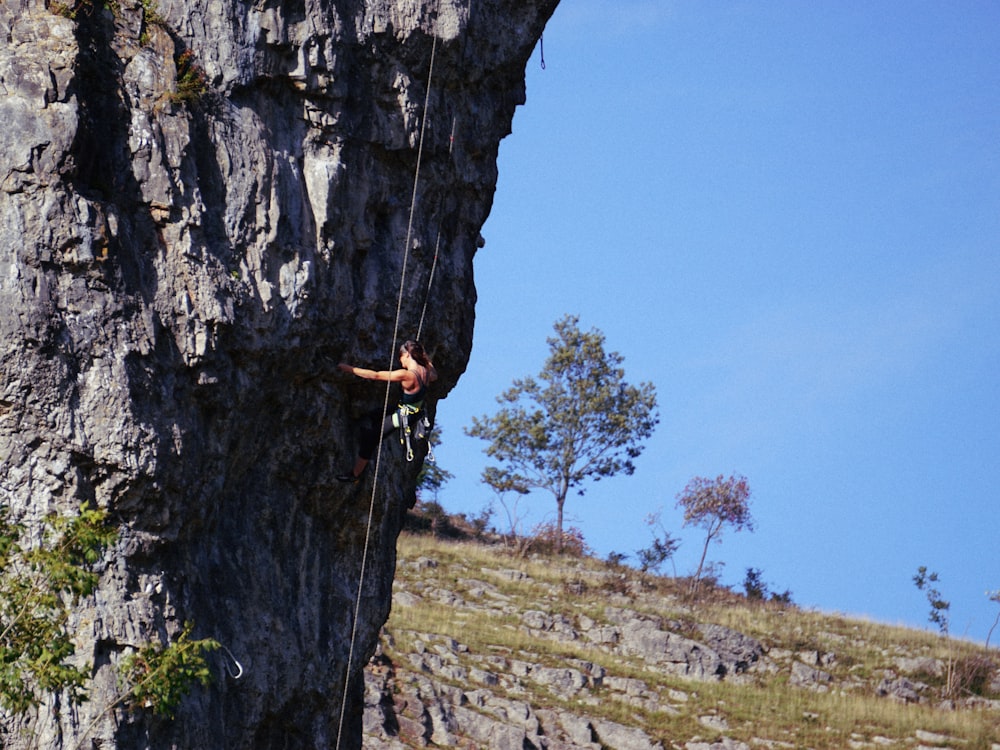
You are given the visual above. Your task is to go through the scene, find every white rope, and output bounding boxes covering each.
[334,10,440,749]
[416,229,440,342]
[415,115,454,341]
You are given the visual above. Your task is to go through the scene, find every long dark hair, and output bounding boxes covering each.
[399,340,431,368]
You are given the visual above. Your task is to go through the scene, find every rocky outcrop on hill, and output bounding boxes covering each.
[0,0,556,747]
[361,539,1000,750]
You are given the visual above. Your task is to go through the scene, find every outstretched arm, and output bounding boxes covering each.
[338,362,413,385]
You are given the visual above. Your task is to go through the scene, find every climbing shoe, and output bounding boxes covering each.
[335,471,360,484]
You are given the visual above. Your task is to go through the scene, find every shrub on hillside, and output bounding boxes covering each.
[404,500,461,538]
[526,523,588,558]
[952,654,996,698]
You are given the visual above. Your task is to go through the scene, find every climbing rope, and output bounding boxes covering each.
[416,229,440,341]
[334,8,441,749]
[415,114,455,341]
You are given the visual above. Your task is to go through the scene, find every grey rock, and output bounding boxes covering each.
[697,623,765,675]
[522,609,579,640]
[914,729,957,744]
[466,690,541,735]
[584,623,623,645]
[604,675,651,696]
[0,0,558,747]
[685,740,750,750]
[893,656,944,676]
[393,590,422,608]
[548,710,599,746]
[470,666,500,686]
[699,714,730,731]
[452,705,529,749]
[876,676,926,703]
[531,665,589,696]
[496,567,533,581]
[790,660,833,689]
[592,718,664,750]
[618,617,727,681]
[523,609,553,630]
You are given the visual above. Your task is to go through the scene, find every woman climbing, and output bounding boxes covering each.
[336,340,438,482]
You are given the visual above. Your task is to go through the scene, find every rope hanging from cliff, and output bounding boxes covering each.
[416,230,440,342]
[334,15,441,750]
[414,114,456,341]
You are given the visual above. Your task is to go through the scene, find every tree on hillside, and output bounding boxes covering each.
[466,315,659,551]
[676,473,754,591]
[637,510,680,576]
[913,566,950,635]
[986,590,1000,650]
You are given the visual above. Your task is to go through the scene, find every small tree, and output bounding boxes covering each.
[483,467,530,553]
[676,474,754,592]
[913,566,950,635]
[119,622,220,718]
[912,566,970,699]
[1,502,221,745]
[743,567,768,601]
[0,502,116,716]
[986,590,1000,650]
[466,315,658,551]
[636,511,679,576]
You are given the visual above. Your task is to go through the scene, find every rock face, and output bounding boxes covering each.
[0,0,557,747]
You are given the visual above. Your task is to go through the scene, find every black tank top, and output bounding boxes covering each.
[400,385,425,406]
[400,369,427,405]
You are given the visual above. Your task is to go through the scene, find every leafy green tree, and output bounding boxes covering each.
[0,502,115,715]
[1,502,221,743]
[676,473,754,591]
[119,622,220,719]
[466,315,658,551]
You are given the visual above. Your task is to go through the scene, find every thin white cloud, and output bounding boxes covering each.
[552,0,678,40]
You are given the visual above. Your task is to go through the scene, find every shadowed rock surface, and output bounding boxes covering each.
[0,0,557,746]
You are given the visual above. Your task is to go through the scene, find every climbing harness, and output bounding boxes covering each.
[394,403,433,463]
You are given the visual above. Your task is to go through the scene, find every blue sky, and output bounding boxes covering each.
[430,1,1000,641]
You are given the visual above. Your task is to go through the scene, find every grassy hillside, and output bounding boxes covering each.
[362,522,999,749]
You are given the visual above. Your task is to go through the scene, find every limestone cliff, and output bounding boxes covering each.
[0,0,557,746]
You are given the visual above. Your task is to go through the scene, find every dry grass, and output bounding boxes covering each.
[387,533,1000,749]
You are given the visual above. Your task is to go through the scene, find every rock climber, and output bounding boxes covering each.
[336,339,437,482]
